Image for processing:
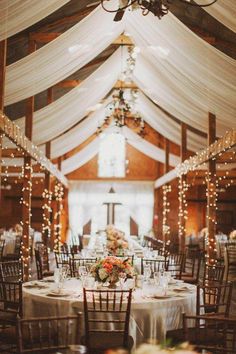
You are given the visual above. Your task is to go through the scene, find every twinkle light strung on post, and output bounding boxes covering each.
[162,184,171,243]
[42,188,53,239]
[178,178,189,243]
[53,182,64,251]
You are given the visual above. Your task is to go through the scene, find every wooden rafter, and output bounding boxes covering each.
[0,112,68,187]
[155,128,236,188]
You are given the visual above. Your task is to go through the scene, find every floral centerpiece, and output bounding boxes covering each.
[106,225,129,255]
[90,256,134,287]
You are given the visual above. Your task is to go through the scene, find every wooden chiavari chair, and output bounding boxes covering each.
[183,313,236,353]
[0,239,5,260]
[54,251,73,268]
[0,280,23,352]
[181,249,202,284]
[0,260,23,282]
[4,234,22,261]
[203,263,225,283]
[69,257,97,277]
[34,248,54,280]
[196,281,233,317]
[82,288,133,354]
[17,313,82,353]
[141,258,169,276]
[225,243,236,280]
[167,253,185,279]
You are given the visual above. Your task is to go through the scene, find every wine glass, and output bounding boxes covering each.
[143,264,152,283]
[78,266,88,286]
[119,272,126,289]
[153,271,160,286]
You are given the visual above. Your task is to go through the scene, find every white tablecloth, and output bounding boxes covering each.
[23,278,197,347]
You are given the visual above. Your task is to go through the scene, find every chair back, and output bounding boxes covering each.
[183,313,236,353]
[203,264,225,283]
[0,239,5,259]
[54,251,72,268]
[69,257,97,277]
[197,281,233,316]
[17,314,82,353]
[167,253,185,279]
[141,258,168,275]
[182,249,202,282]
[0,260,23,281]
[14,234,22,259]
[83,288,132,350]
[0,280,23,317]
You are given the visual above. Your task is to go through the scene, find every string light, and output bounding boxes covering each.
[53,182,64,252]
[178,178,189,246]
[162,184,171,242]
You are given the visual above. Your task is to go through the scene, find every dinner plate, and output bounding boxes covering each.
[47,290,71,297]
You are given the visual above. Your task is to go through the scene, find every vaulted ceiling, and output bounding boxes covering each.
[3,1,236,180]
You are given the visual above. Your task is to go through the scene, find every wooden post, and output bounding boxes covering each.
[179,123,187,251]
[22,39,36,281]
[164,138,169,175]
[54,157,62,251]
[42,87,53,247]
[207,112,217,264]
[0,40,7,202]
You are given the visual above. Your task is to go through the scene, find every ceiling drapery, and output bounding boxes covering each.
[0,0,70,40]
[60,126,180,176]
[195,0,236,33]
[5,5,123,105]
[16,49,124,144]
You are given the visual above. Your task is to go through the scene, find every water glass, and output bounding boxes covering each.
[153,271,160,286]
[143,264,152,282]
[119,272,126,289]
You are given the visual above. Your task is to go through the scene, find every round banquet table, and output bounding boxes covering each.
[23,278,197,348]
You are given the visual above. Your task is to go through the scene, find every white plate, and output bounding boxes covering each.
[47,290,71,297]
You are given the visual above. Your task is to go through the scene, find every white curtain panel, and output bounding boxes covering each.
[16,49,124,144]
[195,0,236,33]
[5,5,123,105]
[136,92,207,152]
[123,127,180,166]
[0,0,70,40]
[126,12,236,128]
[68,180,154,237]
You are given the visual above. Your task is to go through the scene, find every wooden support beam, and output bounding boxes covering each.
[0,39,7,202]
[179,123,187,251]
[22,39,35,281]
[207,113,217,265]
[164,138,170,174]
[0,112,68,187]
[43,86,53,247]
[29,32,61,43]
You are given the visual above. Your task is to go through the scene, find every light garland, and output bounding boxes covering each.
[53,182,64,251]
[178,178,189,247]
[42,188,53,241]
[162,184,171,242]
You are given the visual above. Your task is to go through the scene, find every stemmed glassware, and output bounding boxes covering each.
[119,272,126,289]
[143,264,152,283]
[78,265,88,286]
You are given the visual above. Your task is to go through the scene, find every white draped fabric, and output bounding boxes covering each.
[195,0,236,33]
[60,126,180,176]
[122,127,180,166]
[136,92,207,151]
[5,5,123,105]
[133,55,234,136]
[68,181,154,237]
[16,49,124,144]
[4,1,236,135]
[61,138,99,176]
[0,0,70,40]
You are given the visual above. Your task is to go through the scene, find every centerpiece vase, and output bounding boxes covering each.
[108,281,117,289]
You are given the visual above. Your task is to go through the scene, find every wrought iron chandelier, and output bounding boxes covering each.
[100,0,218,21]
